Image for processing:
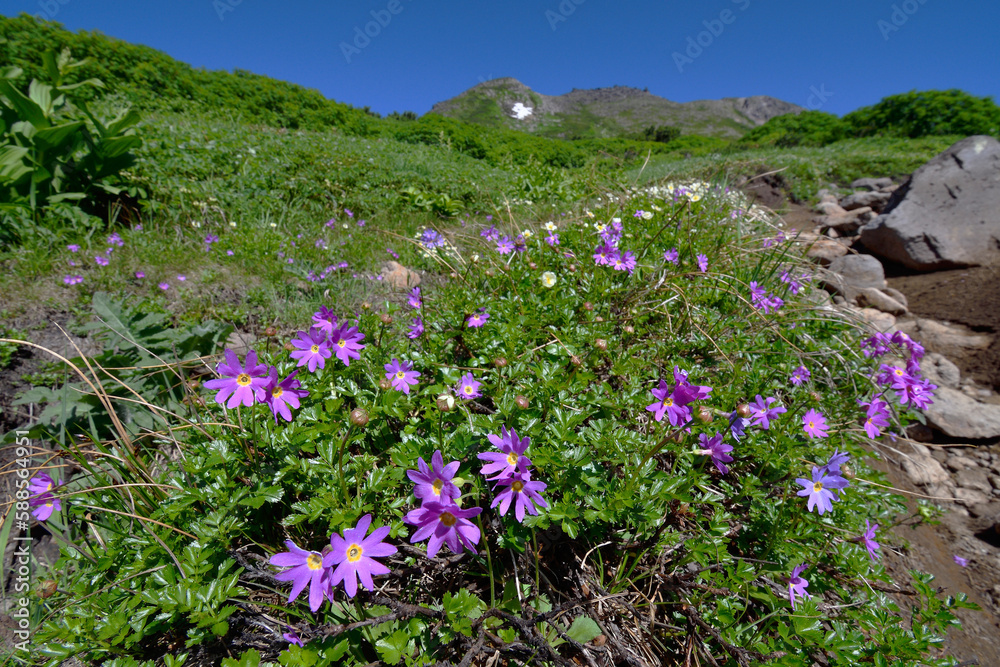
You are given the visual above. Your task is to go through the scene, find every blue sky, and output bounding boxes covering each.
[3,0,998,118]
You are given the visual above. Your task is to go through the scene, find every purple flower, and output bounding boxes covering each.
[789,366,810,386]
[290,327,332,373]
[263,368,309,423]
[861,332,892,358]
[480,224,499,241]
[283,629,305,647]
[593,244,615,266]
[177,275,186,282]
[419,228,445,250]
[796,465,849,515]
[455,372,482,400]
[749,281,784,314]
[95,256,109,266]
[954,555,968,567]
[29,493,61,521]
[646,379,692,426]
[496,236,514,254]
[407,450,461,503]
[779,270,802,295]
[384,358,420,394]
[29,472,60,496]
[696,254,708,272]
[345,208,353,217]
[695,432,734,475]
[204,349,270,408]
[67,244,79,252]
[135,271,145,279]
[728,410,751,442]
[859,398,890,439]
[407,317,424,339]
[159,282,170,291]
[270,540,330,612]
[323,514,396,598]
[663,248,679,264]
[748,395,787,430]
[545,233,560,246]
[859,520,880,561]
[466,310,489,328]
[63,275,83,286]
[478,426,531,481]
[788,564,810,610]
[404,500,482,558]
[330,323,365,366]
[612,250,637,275]
[491,470,549,522]
[822,449,850,476]
[312,306,339,335]
[802,409,829,439]
[408,287,422,310]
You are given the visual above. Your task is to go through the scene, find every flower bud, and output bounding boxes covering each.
[494,356,509,368]
[594,338,608,351]
[349,408,369,427]
[264,326,277,337]
[736,403,751,418]
[696,407,713,423]
[437,393,456,412]
[283,342,295,352]
[450,272,458,279]
[528,261,537,270]
[568,264,576,273]
[583,301,594,311]
[486,269,495,277]
[361,301,371,310]
[840,464,855,480]
[595,316,604,323]
[624,325,634,335]
[379,313,393,325]
[378,377,392,391]
[515,395,529,409]
[809,391,822,402]
[38,580,57,599]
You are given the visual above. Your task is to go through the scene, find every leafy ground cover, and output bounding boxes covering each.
[4,178,975,666]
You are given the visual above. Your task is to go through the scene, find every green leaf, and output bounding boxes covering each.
[566,616,602,644]
[375,629,412,665]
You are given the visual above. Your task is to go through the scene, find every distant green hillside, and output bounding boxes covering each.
[429,77,804,140]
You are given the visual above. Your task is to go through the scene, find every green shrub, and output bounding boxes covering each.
[844,89,1000,138]
[738,111,850,148]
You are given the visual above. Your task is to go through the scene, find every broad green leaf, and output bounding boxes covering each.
[566,616,602,644]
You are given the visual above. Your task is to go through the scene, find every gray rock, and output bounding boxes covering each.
[894,318,993,360]
[803,236,849,265]
[826,254,887,290]
[851,177,894,191]
[840,191,892,211]
[947,454,978,471]
[925,387,1000,439]
[990,474,1000,490]
[907,424,935,442]
[814,207,873,234]
[902,454,950,486]
[956,467,993,494]
[379,261,421,289]
[859,135,1000,270]
[855,287,908,315]
[920,353,962,389]
[882,287,908,309]
[856,307,896,333]
[955,487,991,507]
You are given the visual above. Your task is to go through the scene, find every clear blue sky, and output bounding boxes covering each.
[3,0,998,117]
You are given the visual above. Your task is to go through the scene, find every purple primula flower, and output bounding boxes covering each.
[491,470,549,522]
[612,250,637,275]
[748,395,787,430]
[135,271,145,279]
[330,323,365,366]
[384,358,420,394]
[67,244,80,252]
[204,349,270,408]
[802,409,829,439]
[822,449,850,476]
[466,310,489,328]
[159,282,170,291]
[696,254,708,272]
[481,224,499,241]
[749,281,784,314]
[796,465,849,515]
[859,398,890,439]
[593,244,615,266]
[859,520,880,561]
[407,317,424,339]
[29,493,61,521]
[404,500,482,558]
[695,432,734,475]
[728,410,751,442]
[408,287,422,310]
[263,368,309,423]
[419,228,446,250]
[673,367,712,400]
[455,372,482,400]
[954,555,968,567]
[545,233,560,246]
[478,426,532,481]
[290,327,332,373]
[95,256,109,266]
[282,629,305,647]
[496,236,514,254]
[780,269,802,295]
[664,248,679,264]
[63,275,83,285]
[270,540,330,612]
[646,379,693,426]
[323,514,397,598]
[788,564,810,610]
[29,472,61,496]
[407,450,461,503]
[312,306,339,335]
[861,332,893,358]
[790,366,810,386]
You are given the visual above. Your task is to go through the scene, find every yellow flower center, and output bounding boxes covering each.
[664,397,673,407]
[512,480,524,493]
[272,386,284,398]
[236,373,251,387]
[337,339,346,348]
[463,385,473,395]
[310,344,319,353]
[808,420,815,429]
[506,452,518,466]
[396,371,406,380]
[813,481,823,493]
[346,544,362,563]
[306,553,323,570]
[894,368,903,376]
[432,479,444,495]
[440,512,457,527]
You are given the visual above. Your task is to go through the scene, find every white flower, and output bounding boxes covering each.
[269,222,277,228]
[521,230,533,239]
[342,223,349,229]
[585,209,595,218]
[229,222,237,228]
[594,223,606,233]
[641,211,653,220]
[541,272,557,288]
[544,221,558,231]
[471,253,480,263]
[612,217,621,224]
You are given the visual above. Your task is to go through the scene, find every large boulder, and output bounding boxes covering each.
[924,387,1000,439]
[859,136,1000,270]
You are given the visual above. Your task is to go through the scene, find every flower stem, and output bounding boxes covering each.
[337,423,357,503]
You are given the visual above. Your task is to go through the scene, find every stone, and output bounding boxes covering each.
[840,191,892,211]
[804,236,849,265]
[956,467,993,495]
[902,454,950,486]
[990,474,1000,490]
[859,135,1000,270]
[920,353,961,389]
[907,424,935,442]
[925,483,953,500]
[225,331,258,358]
[824,255,887,298]
[851,177,894,191]
[954,487,991,507]
[815,198,848,216]
[882,287,908,309]
[379,261,421,289]
[925,387,1000,439]
[946,454,977,471]
[814,207,873,234]
[894,318,993,360]
[854,287,907,315]
[856,307,896,333]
